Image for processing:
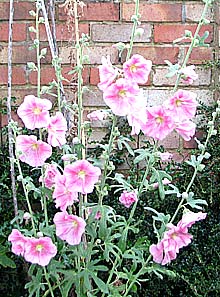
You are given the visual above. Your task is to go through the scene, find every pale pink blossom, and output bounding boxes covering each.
[123,54,152,84]
[98,56,118,91]
[64,160,101,194]
[8,229,28,256]
[175,120,196,141]
[39,164,61,188]
[16,135,52,167]
[17,95,52,130]
[53,212,86,245]
[47,112,67,147]
[87,110,108,121]
[127,104,148,135]
[141,106,175,140]
[164,90,197,120]
[177,211,207,231]
[152,178,171,189]
[103,78,140,116]
[158,152,173,162]
[119,191,138,208]
[53,175,78,211]
[150,212,207,265]
[24,237,57,266]
[180,65,198,84]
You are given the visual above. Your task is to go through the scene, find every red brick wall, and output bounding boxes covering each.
[0,0,219,152]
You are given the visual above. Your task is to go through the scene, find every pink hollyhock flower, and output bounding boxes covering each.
[47,112,67,147]
[127,104,148,135]
[158,152,173,162]
[98,56,118,91]
[180,65,198,84]
[175,120,196,141]
[64,160,101,194]
[24,237,57,266]
[123,54,152,84]
[39,164,61,189]
[87,110,108,121]
[17,95,52,130]
[149,241,164,264]
[53,175,78,211]
[16,135,52,167]
[152,178,171,189]
[119,190,138,208]
[141,106,175,141]
[53,212,86,245]
[103,78,140,116]
[177,211,207,231]
[8,229,28,256]
[164,89,197,120]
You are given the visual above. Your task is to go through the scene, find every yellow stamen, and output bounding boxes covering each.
[32,143,39,150]
[36,244,43,252]
[33,107,42,115]
[78,170,86,179]
[118,90,126,97]
[130,64,137,72]
[155,116,164,124]
[175,99,182,107]
[72,220,78,228]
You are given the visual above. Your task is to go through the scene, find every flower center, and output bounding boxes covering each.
[175,99,182,107]
[155,116,164,124]
[33,107,42,115]
[171,232,177,239]
[130,64,137,72]
[78,170,86,179]
[32,143,39,150]
[36,244,43,252]
[72,220,78,228]
[118,89,126,98]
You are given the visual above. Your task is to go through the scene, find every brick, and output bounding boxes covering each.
[188,47,213,64]
[82,87,106,107]
[1,112,23,127]
[153,66,211,86]
[0,65,26,85]
[183,130,204,149]
[154,24,213,43]
[59,46,118,65]
[128,46,179,65]
[0,1,35,20]
[91,24,151,43]
[28,65,89,86]
[90,67,99,86]
[122,3,182,22]
[185,3,213,22]
[143,88,214,107]
[0,22,26,42]
[59,3,119,21]
[28,22,89,42]
[0,45,52,64]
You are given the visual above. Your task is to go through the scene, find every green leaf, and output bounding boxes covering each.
[90,271,109,293]
[0,253,16,268]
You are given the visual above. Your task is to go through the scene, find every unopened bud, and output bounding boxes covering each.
[23,212,31,220]
[37,232,44,238]
[182,192,188,199]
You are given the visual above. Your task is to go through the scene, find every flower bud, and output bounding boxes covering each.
[182,192,188,199]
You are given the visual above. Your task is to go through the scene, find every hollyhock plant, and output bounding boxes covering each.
[127,103,148,135]
[141,106,175,141]
[98,56,119,91]
[24,237,57,266]
[103,78,140,116]
[39,163,61,189]
[16,135,52,167]
[175,120,196,141]
[164,89,198,120]
[17,95,52,130]
[123,54,152,84]
[180,65,198,84]
[119,190,138,208]
[53,175,78,211]
[8,229,28,256]
[53,212,86,245]
[64,160,101,194]
[150,211,207,265]
[47,112,67,147]
[87,110,108,121]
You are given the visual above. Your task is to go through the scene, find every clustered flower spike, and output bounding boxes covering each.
[98,55,198,142]
[149,211,207,265]
[8,229,57,267]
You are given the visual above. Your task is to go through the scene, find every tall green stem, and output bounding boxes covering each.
[126,0,140,60]
[174,0,211,91]
[43,267,55,297]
